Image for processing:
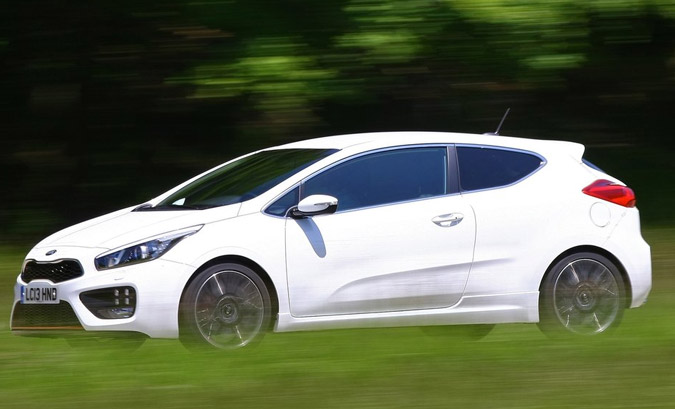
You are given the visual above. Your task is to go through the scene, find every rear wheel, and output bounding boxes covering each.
[538,252,626,337]
[180,263,272,350]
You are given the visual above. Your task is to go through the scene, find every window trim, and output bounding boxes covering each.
[263,144,459,217]
[454,144,547,194]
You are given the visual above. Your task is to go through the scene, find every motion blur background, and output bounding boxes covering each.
[2,2,675,409]
[0,0,674,242]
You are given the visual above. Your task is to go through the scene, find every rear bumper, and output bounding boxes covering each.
[605,209,652,308]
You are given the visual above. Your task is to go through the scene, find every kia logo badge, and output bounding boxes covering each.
[46,249,57,256]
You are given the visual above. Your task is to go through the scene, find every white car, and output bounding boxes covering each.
[11,131,651,348]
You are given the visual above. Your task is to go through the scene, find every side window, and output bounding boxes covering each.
[457,146,543,191]
[265,186,299,216]
[302,147,448,212]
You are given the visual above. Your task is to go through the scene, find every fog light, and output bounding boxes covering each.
[80,287,137,319]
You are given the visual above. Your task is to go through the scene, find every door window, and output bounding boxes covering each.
[265,186,300,216]
[302,147,448,212]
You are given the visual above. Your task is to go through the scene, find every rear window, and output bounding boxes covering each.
[457,146,543,191]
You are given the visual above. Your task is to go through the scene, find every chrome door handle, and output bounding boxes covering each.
[432,213,464,227]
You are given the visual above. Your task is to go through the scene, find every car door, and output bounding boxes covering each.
[283,146,476,317]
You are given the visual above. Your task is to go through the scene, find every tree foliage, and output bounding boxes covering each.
[0,0,673,239]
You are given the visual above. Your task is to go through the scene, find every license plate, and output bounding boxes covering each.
[21,283,59,304]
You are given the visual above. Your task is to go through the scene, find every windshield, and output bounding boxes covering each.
[149,149,337,210]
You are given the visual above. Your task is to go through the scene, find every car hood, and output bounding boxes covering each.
[34,203,241,250]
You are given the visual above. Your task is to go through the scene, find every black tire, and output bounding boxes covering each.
[179,263,272,350]
[538,252,626,338]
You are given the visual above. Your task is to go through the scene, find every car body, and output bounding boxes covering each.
[11,131,651,348]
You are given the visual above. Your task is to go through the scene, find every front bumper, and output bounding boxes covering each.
[10,246,195,339]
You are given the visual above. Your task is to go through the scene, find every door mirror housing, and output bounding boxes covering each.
[289,195,338,219]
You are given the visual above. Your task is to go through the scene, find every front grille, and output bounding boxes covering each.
[21,260,83,283]
[11,301,83,330]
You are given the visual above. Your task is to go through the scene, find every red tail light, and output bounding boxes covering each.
[582,179,636,208]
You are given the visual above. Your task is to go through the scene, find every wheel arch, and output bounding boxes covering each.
[539,245,632,306]
[179,255,280,329]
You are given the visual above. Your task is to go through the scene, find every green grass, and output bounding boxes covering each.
[1,228,674,409]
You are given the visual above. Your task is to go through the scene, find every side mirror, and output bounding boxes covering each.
[289,195,338,219]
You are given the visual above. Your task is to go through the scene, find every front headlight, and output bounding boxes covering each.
[95,226,202,270]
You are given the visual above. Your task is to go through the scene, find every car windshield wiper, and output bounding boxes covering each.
[133,203,217,211]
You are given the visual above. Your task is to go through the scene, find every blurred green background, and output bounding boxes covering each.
[1,0,674,242]
[1,2,674,408]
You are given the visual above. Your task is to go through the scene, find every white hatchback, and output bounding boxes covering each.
[11,132,651,348]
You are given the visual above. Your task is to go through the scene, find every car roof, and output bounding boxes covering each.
[270,131,585,159]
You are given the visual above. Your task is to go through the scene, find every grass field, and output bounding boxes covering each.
[1,227,673,409]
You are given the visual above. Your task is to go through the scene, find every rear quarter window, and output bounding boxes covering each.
[457,146,543,191]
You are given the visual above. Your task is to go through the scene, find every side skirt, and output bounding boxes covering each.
[275,292,539,332]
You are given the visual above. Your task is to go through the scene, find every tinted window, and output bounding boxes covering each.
[266,186,299,216]
[153,149,336,210]
[303,147,447,212]
[457,147,542,191]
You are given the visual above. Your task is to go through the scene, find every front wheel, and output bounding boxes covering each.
[538,252,626,337]
[179,263,272,350]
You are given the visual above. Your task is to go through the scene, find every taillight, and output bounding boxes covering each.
[582,179,636,208]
